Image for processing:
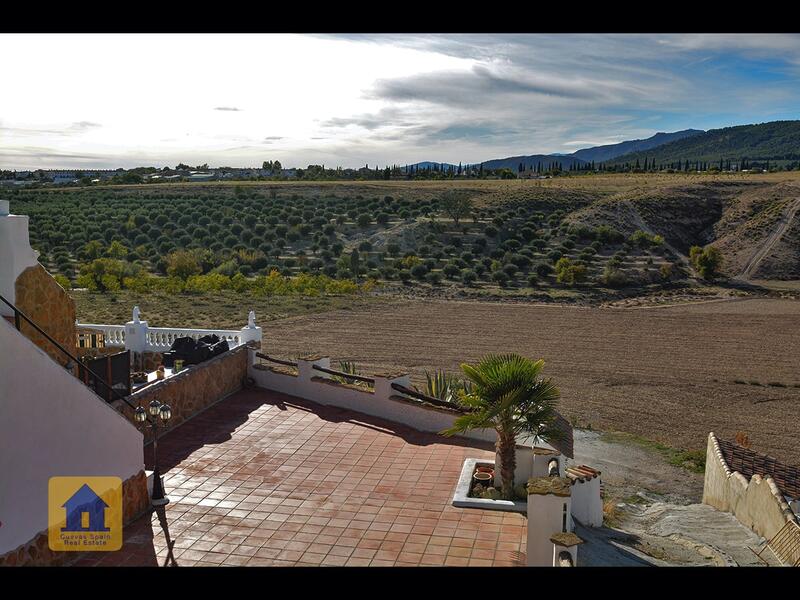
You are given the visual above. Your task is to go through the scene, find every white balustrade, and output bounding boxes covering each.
[76,324,126,347]
[143,327,242,351]
[76,307,260,354]
[76,322,242,351]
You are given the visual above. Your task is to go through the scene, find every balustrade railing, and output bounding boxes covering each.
[144,327,242,351]
[75,323,242,351]
[77,324,126,346]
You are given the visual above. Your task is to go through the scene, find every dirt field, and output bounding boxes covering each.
[261,297,800,464]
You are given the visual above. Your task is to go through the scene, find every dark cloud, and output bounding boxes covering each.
[214,107,242,112]
[321,107,416,131]
[369,65,599,108]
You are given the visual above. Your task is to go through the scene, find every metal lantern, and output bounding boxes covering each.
[159,403,172,422]
[148,399,162,417]
[134,406,147,423]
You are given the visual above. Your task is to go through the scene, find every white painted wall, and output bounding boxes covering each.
[248,351,496,443]
[570,477,603,527]
[0,320,144,555]
[0,200,39,316]
[527,491,572,566]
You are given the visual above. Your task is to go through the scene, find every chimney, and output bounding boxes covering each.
[0,200,40,316]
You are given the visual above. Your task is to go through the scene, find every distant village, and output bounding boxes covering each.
[0,161,545,187]
[0,165,301,187]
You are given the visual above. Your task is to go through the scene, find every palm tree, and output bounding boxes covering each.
[442,354,563,500]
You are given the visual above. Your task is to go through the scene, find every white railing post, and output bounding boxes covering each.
[124,306,148,354]
[373,372,410,401]
[240,310,262,347]
[297,356,330,384]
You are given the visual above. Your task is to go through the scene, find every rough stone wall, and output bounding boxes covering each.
[702,433,797,540]
[139,351,164,372]
[114,345,248,444]
[0,469,149,567]
[14,264,76,368]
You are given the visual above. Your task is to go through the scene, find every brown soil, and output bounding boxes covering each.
[263,297,800,465]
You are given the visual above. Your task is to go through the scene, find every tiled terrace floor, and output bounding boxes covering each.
[71,388,527,566]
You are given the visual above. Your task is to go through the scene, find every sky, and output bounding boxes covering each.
[2,33,800,170]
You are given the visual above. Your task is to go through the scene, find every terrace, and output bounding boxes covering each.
[66,388,527,567]
[0,200,597,568]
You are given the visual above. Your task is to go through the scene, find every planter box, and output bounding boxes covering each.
[452,458,527,513]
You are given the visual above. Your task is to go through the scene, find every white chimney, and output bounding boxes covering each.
[0,201,40,315]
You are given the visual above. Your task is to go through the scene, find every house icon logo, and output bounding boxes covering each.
[48,477,123,551]
[61,484,111,533]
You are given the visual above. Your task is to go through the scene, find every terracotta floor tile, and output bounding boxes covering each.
[71,389,526,568]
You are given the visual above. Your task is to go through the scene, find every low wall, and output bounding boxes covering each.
[114,344,249,443]
[570,477,603,527]
[249,351,496,444]
[702,433,797,540]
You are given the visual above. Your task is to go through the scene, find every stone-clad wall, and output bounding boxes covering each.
[14,264,76,367]
[0,470,149,567]
[702,432,797,540]
[114,345,249,443]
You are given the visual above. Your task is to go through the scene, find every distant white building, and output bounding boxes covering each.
[188,172,215,181]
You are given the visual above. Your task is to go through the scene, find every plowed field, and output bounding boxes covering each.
[263,298,800,464]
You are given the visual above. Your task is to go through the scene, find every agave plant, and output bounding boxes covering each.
[333,361,363,385]
[418,369,473,404]
[441,354,564,500]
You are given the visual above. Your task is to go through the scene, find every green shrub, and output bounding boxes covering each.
[411,264,428,280]
[425,271,441,285]
[689,245,723,280]
[492,271,510,286]
[555,257,587,285]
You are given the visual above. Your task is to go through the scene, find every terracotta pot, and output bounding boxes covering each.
[473,472,492,486]
[476,466,495,475]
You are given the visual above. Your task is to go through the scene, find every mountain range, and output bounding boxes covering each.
[405,120,800,172]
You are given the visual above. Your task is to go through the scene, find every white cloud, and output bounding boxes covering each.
[1,33,799,169]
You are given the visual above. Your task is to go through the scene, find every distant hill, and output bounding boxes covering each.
[470,129,704,172]
[609,121,800,166]
[404,161,459,171]
[481,154,588,171]
[572,129,704,163]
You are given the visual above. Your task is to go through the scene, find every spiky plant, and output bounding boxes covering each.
[419,369,473,404]
[333,361,362,385]
[441,354,563,499]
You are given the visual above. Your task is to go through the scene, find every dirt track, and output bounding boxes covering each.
[740,197,800,279]
[264,298,800,464]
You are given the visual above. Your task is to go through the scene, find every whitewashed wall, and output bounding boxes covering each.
[570,477,603,527]
[527,490,572,566]
[0,320,144,555]
[0,200,39,315]
[248,351,497,444]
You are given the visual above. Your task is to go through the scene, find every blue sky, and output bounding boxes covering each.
[1,33,800,169]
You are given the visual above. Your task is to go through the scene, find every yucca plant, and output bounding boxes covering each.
[418,369,473,404]
[441,353,563,500]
